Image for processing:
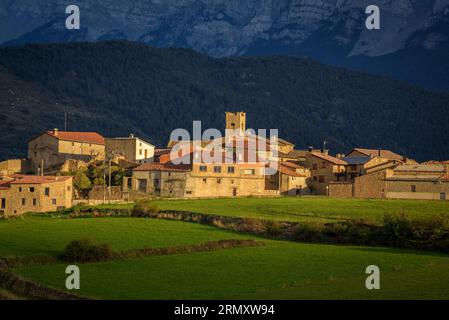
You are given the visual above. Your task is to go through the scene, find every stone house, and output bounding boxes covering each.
[305,151,348,195]
[331,163,449,200]
[278,162,311,195]
[105,134,155,164]
[28,129,105,174]
[384,164,449,200]
[346,148,405,161]
[0,159,30,175]
[125,148,278,198]
[0,175,73,217]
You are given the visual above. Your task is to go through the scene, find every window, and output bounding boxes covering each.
[29,187,35,193]
[321,161,327,169]
[411,185,416,193]
[45,188,50,196]
[154,179,160,188]
[21,198,26,206]
[32,199,37,206]
[313,176,317,182]
[186,191,192,195]
[217,179,221,184]
[1,198,5,209]
[68,186,71,191]
[52,199,57,205]
[203,179,207,183]
[139,149,143,155]
[244,169,255,175]
[228,166,235,174]
[312,164,318,170]
[440,193,446,201]
[72,142,75,146]
[199,166,207,172]
[19,187,22,192]
[214,166,222,173]
[350,165,357,171]
[318,176,325,183]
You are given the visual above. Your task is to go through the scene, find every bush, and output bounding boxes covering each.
[294,223,326,242]
[63,238,114,262]
[382,213,449,252]
[264,220,283,237]
[132,200,159,217]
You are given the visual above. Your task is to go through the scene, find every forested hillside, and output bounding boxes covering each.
[0,41,448,161]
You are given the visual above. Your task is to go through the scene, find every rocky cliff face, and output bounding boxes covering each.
[1,0,449,90]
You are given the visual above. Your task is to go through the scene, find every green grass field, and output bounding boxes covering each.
[98,196,449,224]
[2,197,449,300]
[0,216,253,257]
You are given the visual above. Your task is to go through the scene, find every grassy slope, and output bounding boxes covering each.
[4,198,449,299]
[15,241,449,300]
[97,197,449,224]
[0,216,253,257]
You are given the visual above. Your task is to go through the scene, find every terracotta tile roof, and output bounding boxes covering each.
[277,138,295,146]
[350,148,403,160]
[281,161,305,169]
[394,164,446,173]
[10,176,72,185]
[310,152,347,165]
[46,131,105,145]
[441,174,449,181]
[134,162,192,172]
[279,164,307,177]
[422,160,449,165]
[0,180,11,190]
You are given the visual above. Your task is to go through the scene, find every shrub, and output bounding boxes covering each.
[294,223,326,242]
[63,238,114,262]
[264,220,283,237]
[381,213,449,252]
[132,200,159,217]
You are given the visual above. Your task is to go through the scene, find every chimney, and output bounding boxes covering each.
[308,146,313,152]
[129,133,135,138]
[378,149,381,157]
[53,128,59,136]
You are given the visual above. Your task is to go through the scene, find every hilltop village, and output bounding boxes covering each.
[1,112,448,217]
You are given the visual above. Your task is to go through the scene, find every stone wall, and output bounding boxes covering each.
[329,182,353,198]
[354,170,387,199]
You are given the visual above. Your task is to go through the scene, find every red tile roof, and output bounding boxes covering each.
[9,176,72,185]
[0,180,11,190]
[349,148,403,160]
[46,131,105,145]
[134,162,192,172]
[441,174,449,181]
[310,152,348,165]
[279,164,307,177]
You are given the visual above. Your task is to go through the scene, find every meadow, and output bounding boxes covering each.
[97,196,449,224]
[2,196,449,300]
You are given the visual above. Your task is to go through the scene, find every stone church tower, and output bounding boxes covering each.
[225,112,246,135]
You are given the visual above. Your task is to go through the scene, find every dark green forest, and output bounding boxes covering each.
[0,41,448,161]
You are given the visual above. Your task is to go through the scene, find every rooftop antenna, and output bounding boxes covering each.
[323,140,327,153]
[64,111,67,131]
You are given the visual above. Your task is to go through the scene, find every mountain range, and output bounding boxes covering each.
[0,41,448,162]
[1,0,449,91]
